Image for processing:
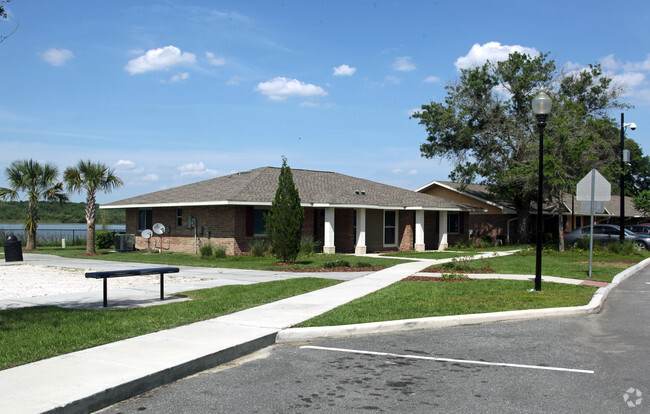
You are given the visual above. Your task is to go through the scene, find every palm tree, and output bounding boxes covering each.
[0,159,68,250]
[64,160,123,254]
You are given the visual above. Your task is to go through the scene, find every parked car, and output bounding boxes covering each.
[563,224,650,250]
[626,224,650,235]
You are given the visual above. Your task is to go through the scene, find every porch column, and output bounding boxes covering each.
[323,207,336,254]
[438,210,449,251]
[355,208,367,255]
[415,210,425,252]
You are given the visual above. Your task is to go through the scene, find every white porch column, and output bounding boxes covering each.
[355,208,367,255]
[323,207,336,254]
[438,211,449,251]
[415,210,425,252]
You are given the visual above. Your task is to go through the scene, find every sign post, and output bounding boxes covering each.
[576,169,611,277]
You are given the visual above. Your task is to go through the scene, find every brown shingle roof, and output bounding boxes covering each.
[102,167,482,211]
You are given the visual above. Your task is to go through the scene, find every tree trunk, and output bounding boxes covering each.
[516,208,530,244]
[25,200,38,250]
[85,192,97,254]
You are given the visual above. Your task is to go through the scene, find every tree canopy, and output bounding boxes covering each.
[64,160,123,254]
[412,52,628,244]
[0,159,68,249]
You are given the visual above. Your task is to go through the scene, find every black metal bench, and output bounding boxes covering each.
[85,267,180,307]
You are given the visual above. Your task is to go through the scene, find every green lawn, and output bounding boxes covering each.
[297,279,598,327]
[0,277,340,371]
[28,246,409,271]
[431,248,648,282]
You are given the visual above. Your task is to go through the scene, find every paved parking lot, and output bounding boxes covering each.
[98,268,650,413]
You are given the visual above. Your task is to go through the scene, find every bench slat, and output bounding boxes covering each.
[85,267,180,279]
[84,267,180,307]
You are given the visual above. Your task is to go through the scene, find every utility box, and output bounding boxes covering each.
[4,235,23,262]
[114,233,135,252]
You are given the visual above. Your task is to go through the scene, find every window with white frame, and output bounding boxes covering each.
[384,210,397,246]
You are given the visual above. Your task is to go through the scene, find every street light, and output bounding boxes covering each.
[532,90,552,292]
[619,113,636,241]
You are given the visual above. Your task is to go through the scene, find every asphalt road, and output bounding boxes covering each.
[98,267,650,413]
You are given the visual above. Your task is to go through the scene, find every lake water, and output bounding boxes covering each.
[0,223,126,243]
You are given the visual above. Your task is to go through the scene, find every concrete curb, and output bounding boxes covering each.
[276,257,650,343]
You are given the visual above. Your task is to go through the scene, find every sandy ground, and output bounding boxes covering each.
[0,264,199,299]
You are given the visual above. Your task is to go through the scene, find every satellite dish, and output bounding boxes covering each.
[153,223,166,235]
[141,229,153,239]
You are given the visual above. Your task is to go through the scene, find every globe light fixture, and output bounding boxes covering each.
[532,90,552,291]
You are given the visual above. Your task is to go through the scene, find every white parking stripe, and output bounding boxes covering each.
[301,345,594,375]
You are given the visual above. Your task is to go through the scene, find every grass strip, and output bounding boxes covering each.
[297,279,598,327]
[29,247,408,271]
[0,277,339,371]
[429,249,648,283]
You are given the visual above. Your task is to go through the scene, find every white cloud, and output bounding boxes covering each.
[125,46,196,75]
[454,42,539,70]
[408,169,418,175]
[624,54,650,72]
[115,160,136,169]
[206,52,225,66]
[39,48,74,66]
[255,77,328,101]
[599,54,620,71]
[169,72,190,83]
[385,75,401,84]
[423,75,440,83]
[141,173,159,182]
[392,56,416,72]
[177,162,219,178]
[227,75,243,85]
[391,168,403,174]
[333,64,356,76]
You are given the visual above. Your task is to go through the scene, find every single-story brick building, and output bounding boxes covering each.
[417,180,645,243]
[101,167,483,255]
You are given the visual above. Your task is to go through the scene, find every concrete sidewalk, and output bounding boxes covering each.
[0,259,432,414]
[0,253,646,413]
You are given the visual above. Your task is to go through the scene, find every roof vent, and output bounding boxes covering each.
[354,190,366,195]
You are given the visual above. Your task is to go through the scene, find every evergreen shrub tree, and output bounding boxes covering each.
[265,157,305,262]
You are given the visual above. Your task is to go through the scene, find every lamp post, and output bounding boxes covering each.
[619,113,636,241]
[532,90,552,292]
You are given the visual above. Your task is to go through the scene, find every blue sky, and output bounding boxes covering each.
[1,0,650,203]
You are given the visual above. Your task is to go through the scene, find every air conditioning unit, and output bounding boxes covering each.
[114,233,135,252]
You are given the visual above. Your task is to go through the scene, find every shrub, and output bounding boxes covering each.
[441,273,470,281]
[95,231,114,250]
[323,259,350,268]
[355,261,372,268]
[299,236,321,256]
[441,256,474,272]
[249,239,269,257]
[214,245,228,259]
[200,243,214,258]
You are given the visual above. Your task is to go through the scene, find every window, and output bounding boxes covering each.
[138,210,152,231]
[448,212,460,234]
[384,210,397,246]
[176,208,183,227]
[254,208,269,236]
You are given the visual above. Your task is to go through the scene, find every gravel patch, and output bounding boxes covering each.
[0,264,199,300]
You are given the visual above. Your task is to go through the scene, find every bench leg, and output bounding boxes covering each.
[103,278,108,308]
[160,273,164,300]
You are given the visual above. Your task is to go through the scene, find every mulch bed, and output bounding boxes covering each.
[421,267,495,274]
[402,276,474,282]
